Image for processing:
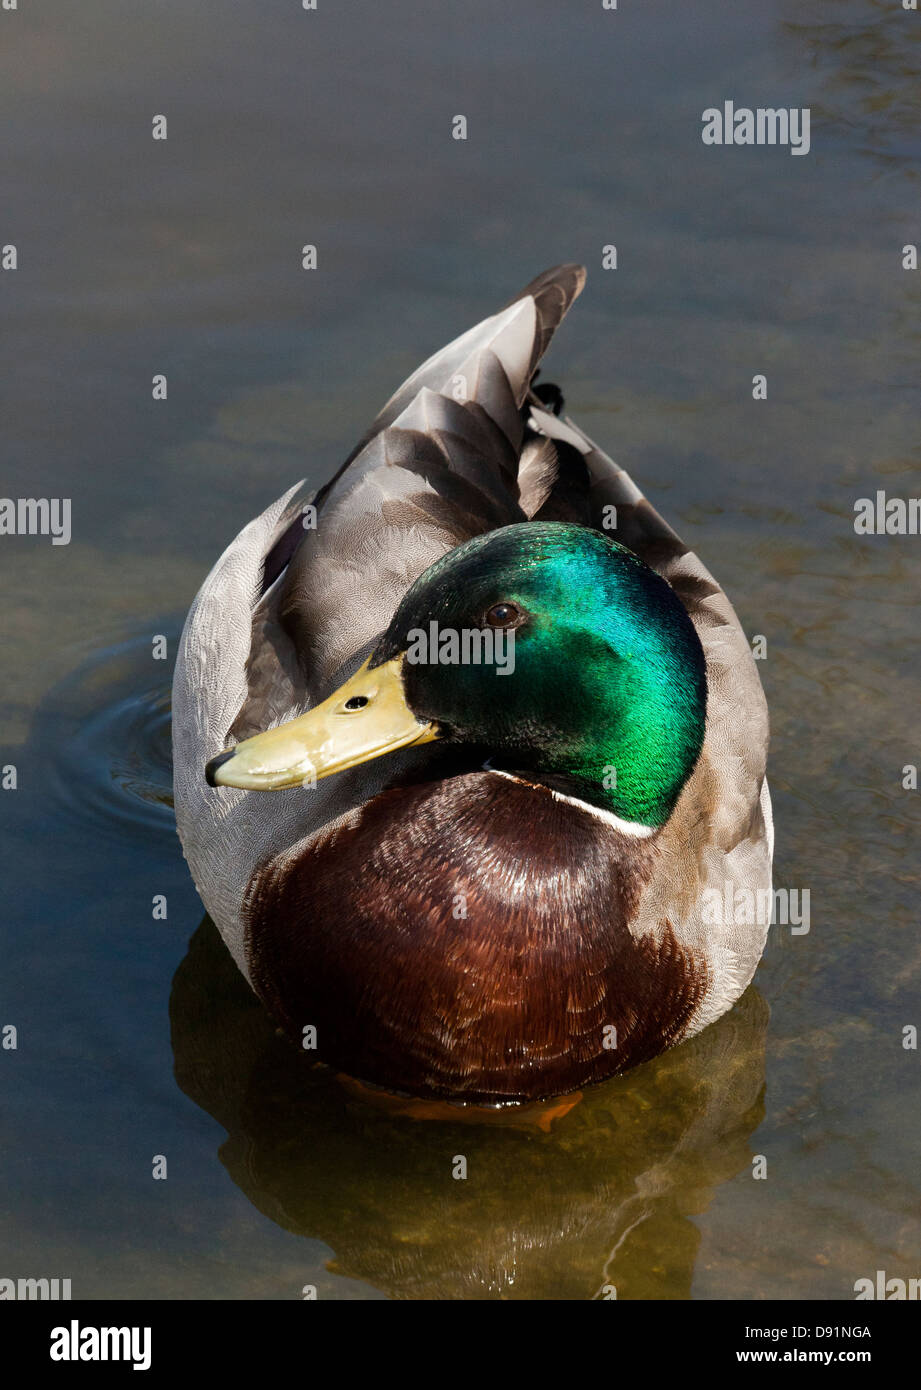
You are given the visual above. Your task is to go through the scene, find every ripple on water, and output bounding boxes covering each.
[45,627,177,845]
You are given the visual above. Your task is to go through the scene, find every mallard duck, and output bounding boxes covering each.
[172,265,772,1105]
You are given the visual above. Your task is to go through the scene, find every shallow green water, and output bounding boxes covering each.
[2,0,920,1299]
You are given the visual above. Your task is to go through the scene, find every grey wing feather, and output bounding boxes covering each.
[353,263,586,450]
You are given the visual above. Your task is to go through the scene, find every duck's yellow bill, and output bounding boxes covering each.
[205,655,440,791]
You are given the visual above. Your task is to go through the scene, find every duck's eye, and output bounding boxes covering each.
[485,601,522,628]
[343,695,369,710]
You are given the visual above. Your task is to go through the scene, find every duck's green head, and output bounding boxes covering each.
[209,522,706,832]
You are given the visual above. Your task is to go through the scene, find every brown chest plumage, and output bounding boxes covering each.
[243,772,708,1103]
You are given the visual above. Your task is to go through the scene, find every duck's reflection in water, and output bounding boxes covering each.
[171,917,768,1300]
